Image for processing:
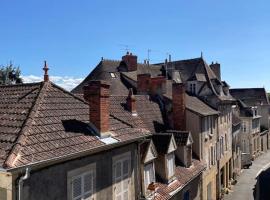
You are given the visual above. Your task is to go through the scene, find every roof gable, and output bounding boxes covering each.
[143,140,158,163]
[167,135,177,153]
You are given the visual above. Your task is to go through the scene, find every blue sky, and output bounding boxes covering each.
[0,0,270,90]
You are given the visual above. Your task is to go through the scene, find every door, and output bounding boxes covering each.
[113,156,130,200]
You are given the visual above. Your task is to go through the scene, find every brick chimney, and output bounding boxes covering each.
[83,80,110,137]
[126,88,137,116]
[172,82,186,131]
[137,73,151,94]
[150,76,166,96]
[122,52,138,71]
[43,61,49,82]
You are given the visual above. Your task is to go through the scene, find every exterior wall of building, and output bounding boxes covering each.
[186,110,201,159]
[202,166,217,200]
[20,143,138,200]
[0,171,14,200]
[258,105,270,129]
[171,175,202,200]
[217,104,233,197]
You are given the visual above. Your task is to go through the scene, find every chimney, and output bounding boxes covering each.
[137,73,151,94]
[122,51,138,71]
[150,76,166,95]
[210,62,221,80]
[83,80,110,137]
[172,82,186,131]
[126,88,137,116]
[169,54,171,62]
[43,61,49,82]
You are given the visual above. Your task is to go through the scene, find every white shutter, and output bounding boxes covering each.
[113,154,131,200]
[167,153,175,178]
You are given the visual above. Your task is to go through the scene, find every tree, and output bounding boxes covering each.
[0,62,23,85]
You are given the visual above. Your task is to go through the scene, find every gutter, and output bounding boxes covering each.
[6,134,151,173]
[18,167,30,200]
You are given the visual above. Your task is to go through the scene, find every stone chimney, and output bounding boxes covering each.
[172,82,186,131]
[137,73,151,94]
[210,62,221,80]
[83,80,110,137]
[122,52,138,71]
[126,88,137,116]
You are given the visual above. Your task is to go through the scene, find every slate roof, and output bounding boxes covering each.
[72,59,163,95]
[230,88,269,106]
[152,134,172,154]
[0,82,150,169]
[168,131,191,146]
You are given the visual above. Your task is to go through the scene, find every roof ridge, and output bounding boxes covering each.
[0,82,42,88]
[4,82,48,168]
[50,81,89,105]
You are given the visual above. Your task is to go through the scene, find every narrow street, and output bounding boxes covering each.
[225,151,270,200]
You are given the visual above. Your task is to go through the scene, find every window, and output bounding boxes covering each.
[67,163,96,200]
[184,190,190,200]
[110,72,116,78]
[189,83,196,94]
[225,134,228,151]
[166,153,175,178]
[144,162,155,196]
[113,152,131,200]
[242,122,247,133]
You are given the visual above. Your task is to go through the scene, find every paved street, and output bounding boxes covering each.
[225,151,270,200]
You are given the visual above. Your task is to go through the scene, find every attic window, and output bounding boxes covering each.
[110,73,116,78]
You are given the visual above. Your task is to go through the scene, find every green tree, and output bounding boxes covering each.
[0,62,22,85]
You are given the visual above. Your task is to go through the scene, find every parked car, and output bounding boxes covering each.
[241,152,252,168]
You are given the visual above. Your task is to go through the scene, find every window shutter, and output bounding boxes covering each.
[72,176,82,198]
[84,173,93,194]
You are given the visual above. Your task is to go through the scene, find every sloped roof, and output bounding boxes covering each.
[72,59,163,95]
[0,82,150,169]
[154,159,206,200]
[230,88,269,106]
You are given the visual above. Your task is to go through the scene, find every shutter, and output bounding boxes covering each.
[83,173,92,194]
[72,176,82,199]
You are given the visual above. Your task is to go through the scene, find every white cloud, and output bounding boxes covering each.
[21,75,83,91]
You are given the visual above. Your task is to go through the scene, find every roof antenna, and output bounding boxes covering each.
[43,61,49,82]
[147,49,151,66]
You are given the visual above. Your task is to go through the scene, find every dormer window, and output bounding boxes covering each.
[141,140,157,197]
[166,153,175,178]
[189,83,196,94]
[110,72,116,78]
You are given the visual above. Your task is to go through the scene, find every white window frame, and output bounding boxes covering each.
[166,152,175,179]
[67,163,96,200]
[143,161,155,197]
[112,152,131,200]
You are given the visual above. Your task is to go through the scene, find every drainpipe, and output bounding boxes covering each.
[18,167,30,200]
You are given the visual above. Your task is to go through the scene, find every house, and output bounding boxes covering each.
[0,63,153,200]
[230,88,270,155]
[72,52,236,199]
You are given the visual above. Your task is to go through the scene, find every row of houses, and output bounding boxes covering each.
[0,53,269,200]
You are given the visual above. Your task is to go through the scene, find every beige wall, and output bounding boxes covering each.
[0,171,13,200]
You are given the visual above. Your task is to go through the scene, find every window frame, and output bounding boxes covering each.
[143,161,156,197]
[166,152,175,179]
[67,163,96,200]
[112,151,131,200]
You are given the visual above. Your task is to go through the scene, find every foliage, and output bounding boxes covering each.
[0,62,23,85]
